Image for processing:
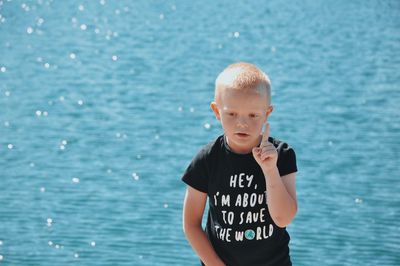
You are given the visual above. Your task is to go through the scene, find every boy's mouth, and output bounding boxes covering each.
[235,132,249,138]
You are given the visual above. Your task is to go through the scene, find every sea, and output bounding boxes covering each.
[0,0,399,265]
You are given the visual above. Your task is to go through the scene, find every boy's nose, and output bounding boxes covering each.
[237,117,248,128]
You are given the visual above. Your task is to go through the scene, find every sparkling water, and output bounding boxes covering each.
[1,0,399,265]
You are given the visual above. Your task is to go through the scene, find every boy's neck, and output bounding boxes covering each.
[224,134,263,154]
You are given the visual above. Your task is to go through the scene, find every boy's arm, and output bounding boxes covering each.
[263,170,297,228]
[252,123,297,228]
[182,186,225,266]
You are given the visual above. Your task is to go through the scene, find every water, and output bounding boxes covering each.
[1,0,399,265]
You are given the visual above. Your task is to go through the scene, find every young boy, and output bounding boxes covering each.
[182,62,298,266]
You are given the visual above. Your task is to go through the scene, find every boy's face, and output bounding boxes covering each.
[211,87,273,154]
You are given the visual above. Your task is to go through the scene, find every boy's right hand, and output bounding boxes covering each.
[252,123,278,173]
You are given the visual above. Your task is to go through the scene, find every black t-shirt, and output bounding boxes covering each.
[182,135,297,266]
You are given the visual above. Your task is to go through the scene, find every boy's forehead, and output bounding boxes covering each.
[219,85,267,96]
[217,82,267,94]
[218,87,269,108]
[221,104,267,111]
[217,84,268,101]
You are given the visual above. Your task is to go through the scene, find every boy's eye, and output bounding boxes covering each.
[228,112,235,116]
[250,114,258,118]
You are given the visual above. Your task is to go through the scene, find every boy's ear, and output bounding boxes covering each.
[210,102,221,120]
[267,105,273,115]
[264,105,273,122]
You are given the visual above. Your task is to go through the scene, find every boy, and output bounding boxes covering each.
[182,62,298,266]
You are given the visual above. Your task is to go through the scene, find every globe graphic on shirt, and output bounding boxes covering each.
[245,229,255,240]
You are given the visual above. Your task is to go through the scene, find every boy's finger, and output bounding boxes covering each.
[252,147,261,161]
[252,147,261,154]
[261,123,270,143]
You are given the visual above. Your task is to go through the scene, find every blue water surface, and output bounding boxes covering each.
[1,0,399,265]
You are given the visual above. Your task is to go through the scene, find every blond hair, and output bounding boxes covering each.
[215,62,271,105]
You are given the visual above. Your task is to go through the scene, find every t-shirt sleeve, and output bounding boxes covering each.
[276,141,298,177]
[181,147,209,193]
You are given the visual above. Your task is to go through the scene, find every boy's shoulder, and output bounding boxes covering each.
[195,135,224,159]
[270,136,298,176]
[181,135,225,193]
[269,136,295,151]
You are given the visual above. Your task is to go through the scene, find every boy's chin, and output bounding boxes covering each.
[229,139,256,154]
